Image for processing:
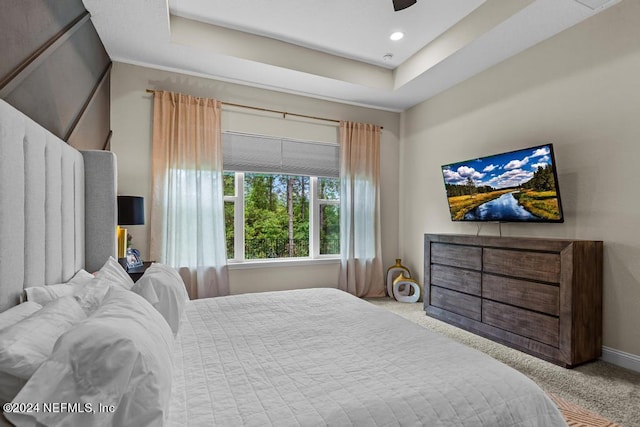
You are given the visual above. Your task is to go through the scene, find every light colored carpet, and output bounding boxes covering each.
[368,298,640,427]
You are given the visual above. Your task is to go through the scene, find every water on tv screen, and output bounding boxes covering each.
[441,143,564,222]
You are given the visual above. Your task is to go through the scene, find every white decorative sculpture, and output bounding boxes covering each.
[392,273,421,303]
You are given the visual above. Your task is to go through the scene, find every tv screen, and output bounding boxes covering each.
[441,143,564,222]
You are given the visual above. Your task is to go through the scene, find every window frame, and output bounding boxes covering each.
[224,172,340,266]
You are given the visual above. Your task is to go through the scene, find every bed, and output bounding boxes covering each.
[0,99,566,426]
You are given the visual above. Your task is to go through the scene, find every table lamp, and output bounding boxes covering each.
[117,196,144,259]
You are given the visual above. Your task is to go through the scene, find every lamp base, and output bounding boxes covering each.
[117,226,128,258]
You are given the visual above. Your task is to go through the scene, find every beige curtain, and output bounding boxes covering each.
[338,121,385,297]
[150,90,229,299]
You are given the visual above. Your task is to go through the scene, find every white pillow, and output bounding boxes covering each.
[0,301,42,403]
[0,296,86,379]
[131,263,189,335]
[7,288,174,427]
[0,302,43,403]
[0,372,27,405]
[24,283,75,304]
[68,269,95,286]
[0,301,42,331]
[95,256,134,290]
[23,269,95,305]
[73,278,116,316]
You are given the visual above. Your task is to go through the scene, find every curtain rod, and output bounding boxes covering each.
[145,89,382,129]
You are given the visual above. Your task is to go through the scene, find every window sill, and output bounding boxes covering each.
[227,257,340,270]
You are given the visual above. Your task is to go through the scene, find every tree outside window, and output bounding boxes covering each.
[223,172,339,261]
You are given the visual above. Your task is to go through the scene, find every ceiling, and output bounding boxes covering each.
[83,0,620,111]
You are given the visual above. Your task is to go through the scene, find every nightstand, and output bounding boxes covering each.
[125,261,153,283]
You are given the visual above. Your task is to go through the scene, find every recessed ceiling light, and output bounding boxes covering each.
[383,53,394,61]
[390,32,404,41]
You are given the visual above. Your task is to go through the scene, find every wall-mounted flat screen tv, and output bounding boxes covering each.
[441,143,564,222]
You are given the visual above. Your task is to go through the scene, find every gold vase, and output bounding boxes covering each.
[386,258,411,298]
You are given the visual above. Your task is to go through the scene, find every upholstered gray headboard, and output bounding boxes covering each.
[0,100,117,312]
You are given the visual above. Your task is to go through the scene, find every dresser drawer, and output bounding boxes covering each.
[431,243,482,271]
[483,248,561,283]
[430,287,481,321]
[483,300,559,347]
[482,274,559,316]
[431,264,481,296]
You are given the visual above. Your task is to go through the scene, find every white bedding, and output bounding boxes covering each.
[168,288,566,426]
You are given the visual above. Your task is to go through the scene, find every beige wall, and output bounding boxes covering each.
[110,62,400,294]
[400,1,640,357]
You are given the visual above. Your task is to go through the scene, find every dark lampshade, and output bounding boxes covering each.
[117,196,145,225]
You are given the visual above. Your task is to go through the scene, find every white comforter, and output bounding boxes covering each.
[168,288,566,426]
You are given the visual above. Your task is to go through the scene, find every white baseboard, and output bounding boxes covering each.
[601,346,640,372]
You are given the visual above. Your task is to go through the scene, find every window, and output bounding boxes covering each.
[224,172,340,261]
[222,132,340,262]
[317,177,340,255]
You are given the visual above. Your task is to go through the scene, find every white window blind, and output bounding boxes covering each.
[222,131,339,178]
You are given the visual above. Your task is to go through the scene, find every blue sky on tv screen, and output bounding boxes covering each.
[442,144,553,190]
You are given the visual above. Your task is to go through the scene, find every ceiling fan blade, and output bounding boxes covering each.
[393,0,417,11]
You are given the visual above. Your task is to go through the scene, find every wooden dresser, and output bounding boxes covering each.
[424,234,603,367]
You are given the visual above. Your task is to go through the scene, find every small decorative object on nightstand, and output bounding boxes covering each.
[392,273,421,303]
[125,248,143,269]
[124,261,153,283]
[386,258,411,298]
